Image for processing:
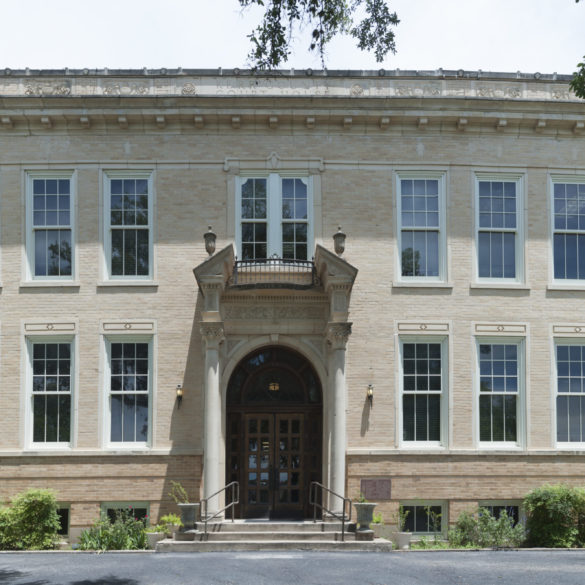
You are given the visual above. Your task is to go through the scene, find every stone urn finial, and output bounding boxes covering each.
[333,225,346,257]
[204,226,216,256]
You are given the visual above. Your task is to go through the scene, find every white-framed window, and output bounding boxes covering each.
[236,174,313,260]
[555,342,585,445]
[551,176,585,281]
[25,171,75,280]
[476,338,525,447]
[475,174,524,282]
[401,502,445,535]
[478,501,523,526]
[27,337,74,447]
[399,337,448,446]
[396,172,447,282]
[103,171,153,279]
[104,337,152,447]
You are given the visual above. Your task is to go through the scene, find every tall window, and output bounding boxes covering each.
[397,174,445,281]
[478,342,522,445]
[552,179,585,280]
[104,172,153,279]
[556,344,585,444]
[476,176,523,281]
[238,174,312,261]
[27,173,74,279]
[107,340,151,445]
[401,340,446,444]
[30,341,72,445]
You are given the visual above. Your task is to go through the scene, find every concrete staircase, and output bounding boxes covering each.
[156,520,393,552]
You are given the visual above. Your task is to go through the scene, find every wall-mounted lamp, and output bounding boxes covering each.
[176,384,184,409]
[268,381,280,392]
[367,384,374,407]
[204,225,216,256]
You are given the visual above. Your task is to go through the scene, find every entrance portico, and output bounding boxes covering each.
[194,243,357,519]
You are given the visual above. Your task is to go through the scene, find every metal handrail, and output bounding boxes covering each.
[309,482,352,542]
[200,481,240,541]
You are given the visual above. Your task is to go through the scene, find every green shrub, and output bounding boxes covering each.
[79,509,147,551]
[448,508,525,548]
[0,489,60,550]
[524,484,585,548]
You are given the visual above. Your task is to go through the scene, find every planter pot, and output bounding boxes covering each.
[146,532,165,550]
[393,531,412,551]
[178,502,200,531]
[372,524,394,540]
[353,502,378,532]
[166,523,181,539]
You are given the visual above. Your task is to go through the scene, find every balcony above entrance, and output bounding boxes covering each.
[228,256,319,290]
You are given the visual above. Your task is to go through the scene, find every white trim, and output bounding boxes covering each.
[101,170,155,281]
[473,335,526,450]
[473,172,525,285]
[395,171,447,284]
[398,335,449,449]
[101,334,155,450]
[24,334,76,450]
[24,170,76,282]
[549,173,585,284]
[235,173,314,260]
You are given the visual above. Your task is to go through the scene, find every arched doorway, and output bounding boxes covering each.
[226,346,323,519]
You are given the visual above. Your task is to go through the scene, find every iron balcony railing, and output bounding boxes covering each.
[229,256,319,289]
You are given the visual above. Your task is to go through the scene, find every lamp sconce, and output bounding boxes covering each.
[204,225,216,256]
[333,225,346,257]
[176,384,184,409]
[367,384,374,407]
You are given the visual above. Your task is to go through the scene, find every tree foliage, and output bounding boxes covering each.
[571,0,585,98]
[239,0,399,69]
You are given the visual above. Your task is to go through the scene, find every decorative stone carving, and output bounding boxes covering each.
[326,322,352,349]
[350,84,364,96]
[182,82,197,95]
[200,323,225,345]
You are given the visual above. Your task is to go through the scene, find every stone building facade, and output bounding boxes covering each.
[0,68,584,539]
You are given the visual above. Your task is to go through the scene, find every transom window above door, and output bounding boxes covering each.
[236,174,313,261]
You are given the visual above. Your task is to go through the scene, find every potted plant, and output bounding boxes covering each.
[393,504,412,550]
[159,513,182,539]
[169,481,200,531]
[145,523,167,549]
[353,493,378,540]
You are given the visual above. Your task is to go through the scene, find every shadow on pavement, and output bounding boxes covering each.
[70,578,139,585]
[0,567,48,585]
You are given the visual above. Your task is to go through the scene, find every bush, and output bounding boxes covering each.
[0,489,60,550]
[448,508,525,548]
[79,509,147,551]
[524,484,585,548]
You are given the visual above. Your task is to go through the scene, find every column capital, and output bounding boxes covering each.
[326,322,352,349]
[200,322,225,348]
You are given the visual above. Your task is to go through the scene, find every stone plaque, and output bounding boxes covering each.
[360,478,391,501]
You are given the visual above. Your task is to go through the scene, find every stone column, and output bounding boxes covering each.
[201,322,225,519]
[326,322,352,515]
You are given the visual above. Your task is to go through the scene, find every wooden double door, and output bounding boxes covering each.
[227,410,322,519]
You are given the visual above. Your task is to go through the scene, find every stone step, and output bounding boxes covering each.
[198,521,351,533]
[191,531,347,541]
[156,538,393,553]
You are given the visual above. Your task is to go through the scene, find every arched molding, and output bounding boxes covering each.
[221,334,328,404]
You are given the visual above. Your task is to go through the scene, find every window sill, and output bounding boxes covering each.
[97,281,159,288]
[547,283,585,291]
[477,443,523,450]
[20,281,80,289]
[470,283,530,290]
[392,282,453,289]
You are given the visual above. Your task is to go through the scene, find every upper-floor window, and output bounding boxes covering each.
[475,175,524,282]
[105,339,152,446]
[555,343,585,444]
[477,340,524,447]
[103,172,153,279]
[29,339,73,446]
[396,173,446,282]
[26,172,74,280]
[400,338,448,446]
[236,174,312,261]
[552,178,585,281]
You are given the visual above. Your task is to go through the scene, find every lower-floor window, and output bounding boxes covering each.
[107,340,151,445]
[102,502,149,523]
[556,343,585,443]
[31,340,72,445]
[402,503,444,534]
[56,507,70,536]
[479,503,521,526]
